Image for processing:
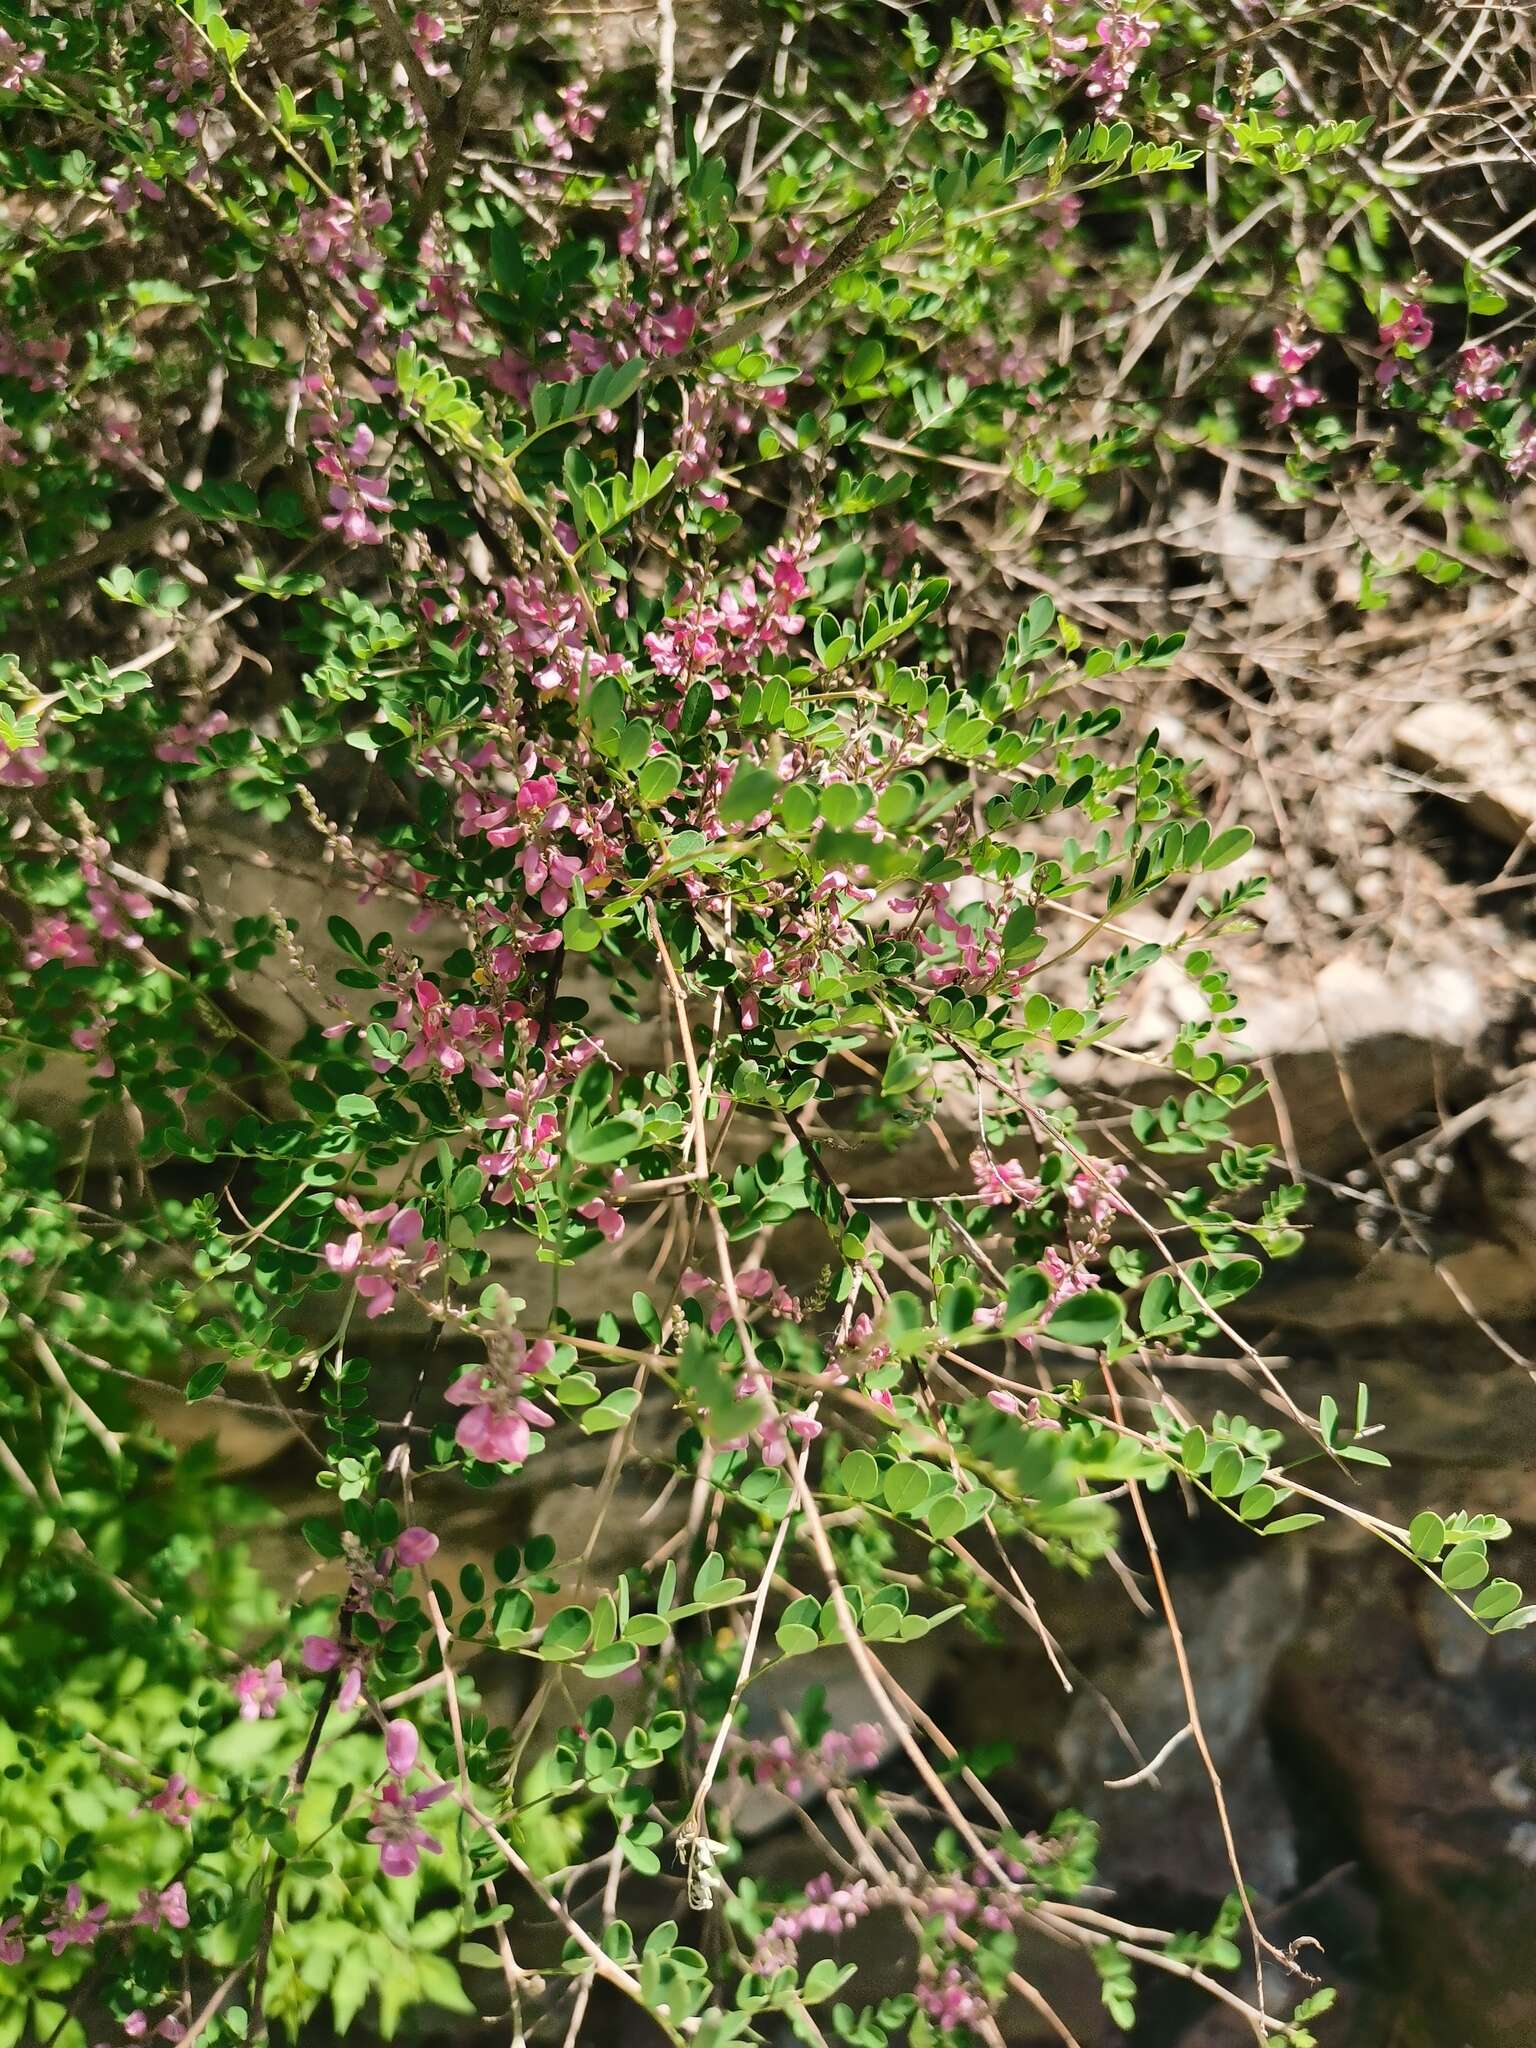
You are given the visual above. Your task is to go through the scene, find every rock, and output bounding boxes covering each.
[1394,700,1536,849]
[1413,1579,1490,1680]
[1230,956,1493,1177]
[1168,493,1303,611]
[1056,1551,1307,1901]
[1274,1550,1536,2048]
[724,1639,944,1838]
[1256,1235,1536,1335]
[1470,1070,1536,1246]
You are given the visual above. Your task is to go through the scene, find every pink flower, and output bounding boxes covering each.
[1508,421,1536,480]
[0,1916,22,1964]
[0,29,43,92]
[819,1724,885,1774]
[753,1873,875,1972]
[70,1022,114,1078]
[299,373,393,540]
[154,710,230,764]
[409,10,449,76]
[755,1405,822,1468]
[577,1169,626,1243]
[917,1963,989,2032]
[971,1149,1043,1207]
[123,2018,184,2044]
[1450,340,1508,425]
[1252,327,1322,425]
[1084,9,1152,115]
[0,739,46,786]
[323,1199,440,1319]
[577,1196,624,1241]
[1379,299,1432,352]
[231,1659,286,1720]
[393,1525,439,1566]
[366,1779,451,1878]
[1066,1158,1128,1223]
[385,1718,419,1776]
[1376,298,1433,388]
[141,1774,200,1827]
[131,1883,189,1931]
[1041,1244,1093,1303]
[23,914,95,969]
[301,1634,368,1710]
[45,1886,108,1954]
[444,1330,555,1468]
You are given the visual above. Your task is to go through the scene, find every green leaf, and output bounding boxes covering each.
[1408,1511,1446,1560]
[1209,1448,1244,1498]
[568,1117,637,1164]
[719,764,780,825]
[838,1449,880,1500]
[302,1517,342,1559]
[582,1641,640,1678]
[926,1495,967,1541]
[636,754,681,806]
[775,1621,820,1656]
[882,1462,931,1515]
[1045,1289,1124,1347]
[1473,1578,1522,1623]
[539,1606,593,1660]
[1441,1543,1489,1591]
[185,1359,227,1401]
[562,904,604,952]
[779,782,818,835]
[1200,827,1255,871]
[843,339,886,388]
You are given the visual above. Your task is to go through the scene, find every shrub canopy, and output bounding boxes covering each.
[1,2,1533,2044]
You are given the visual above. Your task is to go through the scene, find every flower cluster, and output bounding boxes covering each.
[1376,296,1433,386]
[367,1720,450,1878]
[0,28,42,93]
[915,1962,991,2033]
[1251,326,1323,424]
[1450,340,1509,426]
[154,709,231,764]
[454,745,620,916]
[645,549,807,711]
[1084,10,1154,115]
[231,1658,287,1720]
[445,1328,556,1466]
[753,1874,876,1973]
[323,1199,441,1318]
[747,1721,885,1799]
[972,1148,1043,1206]
[300,372,394,545]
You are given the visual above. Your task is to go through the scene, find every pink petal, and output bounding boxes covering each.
[385,1719,418,1776]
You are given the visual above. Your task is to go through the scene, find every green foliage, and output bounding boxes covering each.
[0,0,1525,2041]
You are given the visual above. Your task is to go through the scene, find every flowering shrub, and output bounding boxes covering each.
[1,1,1532,2044]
